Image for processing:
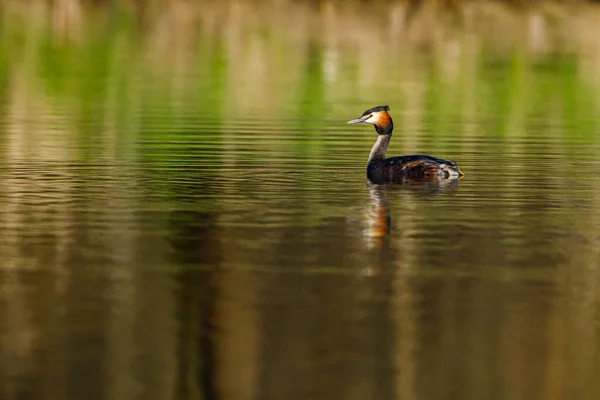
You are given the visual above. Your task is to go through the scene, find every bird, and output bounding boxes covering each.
[347,105,463,183]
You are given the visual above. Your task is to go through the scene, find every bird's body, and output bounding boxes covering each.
[347,105,462,183]
[367,154,462,183]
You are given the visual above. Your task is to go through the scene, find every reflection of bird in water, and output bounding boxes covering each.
[364,179,458,247]
[365,183,391,246]
[362,183,391,276]
[362,178,460,276]
[394,176,460,196]
[347,105,464,184]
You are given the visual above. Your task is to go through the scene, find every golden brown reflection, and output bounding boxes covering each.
[1,178,600,400]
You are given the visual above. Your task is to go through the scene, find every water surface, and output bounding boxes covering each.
[2,2,600,400]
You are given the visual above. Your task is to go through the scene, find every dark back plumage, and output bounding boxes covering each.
[367,155,461,183]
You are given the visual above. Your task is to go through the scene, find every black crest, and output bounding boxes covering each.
[362,105,390,116]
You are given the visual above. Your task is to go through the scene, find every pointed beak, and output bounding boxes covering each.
[347,116,369,124]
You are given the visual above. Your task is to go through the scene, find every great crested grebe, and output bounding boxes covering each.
[347,105,463,183]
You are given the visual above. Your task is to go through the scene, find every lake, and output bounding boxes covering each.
[1,1,600,399]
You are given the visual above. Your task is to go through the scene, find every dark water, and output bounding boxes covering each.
[2,3,600,400]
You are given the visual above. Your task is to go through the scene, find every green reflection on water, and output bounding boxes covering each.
[2,2,599,152]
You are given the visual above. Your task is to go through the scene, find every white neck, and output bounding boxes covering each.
[368,134,391,165]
